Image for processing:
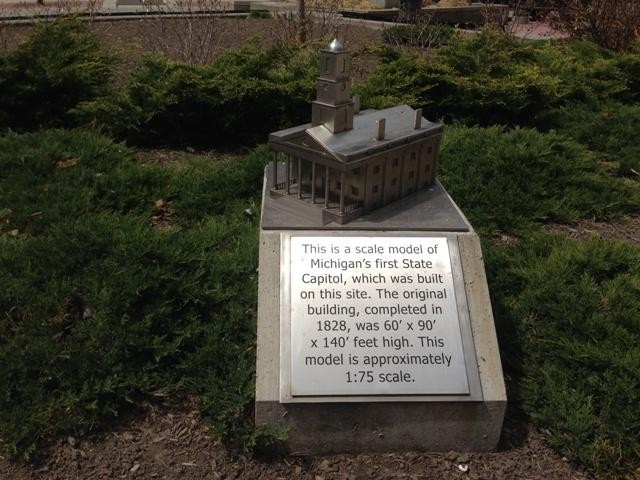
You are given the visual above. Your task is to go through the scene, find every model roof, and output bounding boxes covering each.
[269,105,443,163]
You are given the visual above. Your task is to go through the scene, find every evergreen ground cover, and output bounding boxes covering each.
[1,17,639,479]
[486,234,640,478]
[439,126,639,235]
[0,129,268,458]
[545,101,640,176]
[359,30,640,127]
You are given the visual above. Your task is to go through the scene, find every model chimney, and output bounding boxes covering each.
[414,108,423,129]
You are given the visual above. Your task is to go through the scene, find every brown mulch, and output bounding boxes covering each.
[0,400,593,480]
[546,215,640,246]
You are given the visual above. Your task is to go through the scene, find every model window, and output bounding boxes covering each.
[372,185,379,194]
[425,164,430,173]
[342,58,346,73]
[373,165,380,175]
[351,186,359,196]
[409,171,414,179]
[427,146,433,154]
[325,58,330,73]
[391,178,397,186]
[410,152,416,160]
[353,168,361,176]
[336,180,341,189]
[392,158,399,167]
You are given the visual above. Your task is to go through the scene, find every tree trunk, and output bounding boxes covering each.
[298,0,307,42]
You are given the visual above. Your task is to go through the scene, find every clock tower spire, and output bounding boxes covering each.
[311,38,355,133]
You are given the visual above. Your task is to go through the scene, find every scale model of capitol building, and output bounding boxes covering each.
[268,38,444,224]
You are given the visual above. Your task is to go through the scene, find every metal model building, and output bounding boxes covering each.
[268,38,444,224]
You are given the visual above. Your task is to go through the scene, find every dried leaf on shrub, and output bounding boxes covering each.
[56,158,79,169]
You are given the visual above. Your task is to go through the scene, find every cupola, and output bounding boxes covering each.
[311,38,355,133]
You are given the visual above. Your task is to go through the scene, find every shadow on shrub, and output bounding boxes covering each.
[75,44,318,147]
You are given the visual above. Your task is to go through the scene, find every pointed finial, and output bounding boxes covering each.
[327,37,345,52]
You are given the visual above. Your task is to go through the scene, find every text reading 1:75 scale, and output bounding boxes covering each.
[288,236,470,397]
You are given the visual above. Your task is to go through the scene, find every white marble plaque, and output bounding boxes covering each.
[287,236,470,396]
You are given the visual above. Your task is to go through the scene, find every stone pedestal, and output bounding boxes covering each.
[255,167,506,454]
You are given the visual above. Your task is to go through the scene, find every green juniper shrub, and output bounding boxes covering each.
[0,129,164,236]
[355,49,440,110]
[532,39,634,105]
[544,101,640,177]
[0,18,114,131]
[168,152,268,224]
[612,48,640,103]
[0,128,270,234]
[485,233,640,478]
[0,129,269,457]
[359,28,640,127]
[76,44,318,147]
[0,213,260,458]
[438,126,640,235]
[0,129,272,233]
[360,27,565,126]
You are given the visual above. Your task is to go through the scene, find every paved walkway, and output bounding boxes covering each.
[509,20,568,40]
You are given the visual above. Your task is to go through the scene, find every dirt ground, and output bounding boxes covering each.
[0,397,594,480]
[546,215,640,246]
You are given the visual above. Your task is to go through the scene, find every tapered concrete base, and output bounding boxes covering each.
[255,171,506,454]
[255,399,506,454]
